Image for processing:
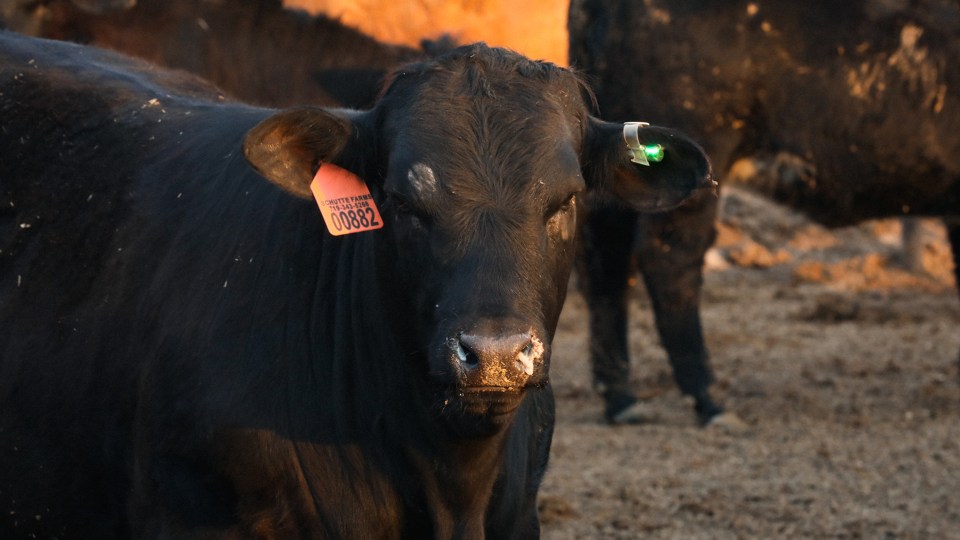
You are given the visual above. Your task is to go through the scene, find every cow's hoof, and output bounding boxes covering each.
[705,411,749,432]
[606,401,660,425]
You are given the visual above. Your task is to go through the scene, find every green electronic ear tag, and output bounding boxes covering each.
[623,122,665,166]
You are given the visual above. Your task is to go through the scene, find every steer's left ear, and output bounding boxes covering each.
[583,117,715,212]
[243,107,367,199]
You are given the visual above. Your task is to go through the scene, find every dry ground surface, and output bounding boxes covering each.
[539,187,960,539]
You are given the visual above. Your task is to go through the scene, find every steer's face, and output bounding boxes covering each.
[243,44,714,436]
[373,54,588,433]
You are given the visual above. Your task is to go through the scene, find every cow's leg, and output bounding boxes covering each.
[577,204,642,423]
[946,218,960,376]
[899,218,926,272]
[635,192,725,425]
[947,218,960,296]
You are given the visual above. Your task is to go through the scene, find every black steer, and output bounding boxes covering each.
[0,0,425,108]
[569,0,960,424]
[0,33,712,538]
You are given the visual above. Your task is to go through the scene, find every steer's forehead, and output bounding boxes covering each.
[379,46,588,203]
[387,104,583,209]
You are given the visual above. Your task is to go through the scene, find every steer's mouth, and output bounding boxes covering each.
[454,386,526,416]
[434,385,529,437]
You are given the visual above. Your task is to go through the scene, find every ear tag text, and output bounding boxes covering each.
[310,163,384,236]
[623,122,665,166]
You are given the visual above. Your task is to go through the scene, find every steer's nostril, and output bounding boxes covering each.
[516,336,543,377]
[452,336,478,367]
[459,342,480,367]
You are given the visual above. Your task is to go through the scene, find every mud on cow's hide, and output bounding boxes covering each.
[569,0,960,421]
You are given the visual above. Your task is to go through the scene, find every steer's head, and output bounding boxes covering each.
[244,44,714,436]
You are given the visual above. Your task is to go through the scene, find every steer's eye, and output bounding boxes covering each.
[388,192,429,228]
[547,193,578,219]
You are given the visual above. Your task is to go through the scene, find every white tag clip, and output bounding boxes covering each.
[623,121,651,166]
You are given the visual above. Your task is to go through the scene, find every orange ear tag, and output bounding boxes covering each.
[309,163,384,236]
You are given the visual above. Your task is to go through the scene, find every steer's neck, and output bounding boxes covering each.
[405,429,513,539]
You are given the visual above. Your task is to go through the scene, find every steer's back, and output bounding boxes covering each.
[0,30,243,365]
[0,31,276,538]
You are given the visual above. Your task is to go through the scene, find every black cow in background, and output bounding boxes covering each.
[570,0,960,413]
[0,0,426,108]
[569,2,731,426]
[1,0,133,20]
[0,32,712,538]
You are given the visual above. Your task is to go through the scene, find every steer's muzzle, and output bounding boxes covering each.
[449,330,543,388]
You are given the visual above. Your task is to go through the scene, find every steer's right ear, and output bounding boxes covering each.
[243,107,365,199]
[583,117,716,212]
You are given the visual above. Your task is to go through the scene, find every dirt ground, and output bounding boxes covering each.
[538,187,960,539]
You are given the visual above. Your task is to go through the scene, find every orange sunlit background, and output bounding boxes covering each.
[285,0,569,65]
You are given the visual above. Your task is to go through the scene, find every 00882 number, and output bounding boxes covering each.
[330,208,380,232]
